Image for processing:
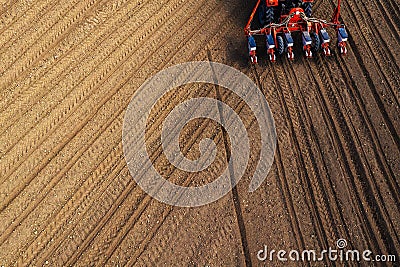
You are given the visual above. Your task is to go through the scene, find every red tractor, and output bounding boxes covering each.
[245,0,348,63]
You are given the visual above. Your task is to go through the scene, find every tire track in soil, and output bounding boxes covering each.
[268,19,396,255]
[345,33,400,150]
[374,0,400,43]
[61,85,231,266]
[319,55,400,252]
[0,0,108,109]
[248,4,334,256]
[318,0,400,200]
[285,57,354,244]
[256,62,317,261]
[102,18,261,264]
[0,0,94,117]
[306,52,398,255]
[0,0,56,47]
[335,0,400,141]
[0,0,197,243]
[103,13,263,264]
[0,0,99,77]
[0,0,36,30]
[18,0,231,264]
[268,61,332,266]
[250,65,308,263]
[0,0,188,202]
[280,60,340,250]
[128,186,240,266]
[2,0,396,264]
[3,0,211,197]
[115,69,239,266]
[0,0,194,252]
[248,1,343,260]
[301,57,379,253]
[321,0,400,215]
[106,132,222,267]
[178,216,239,267]
[0,0,172,165]
[208,50,252,267]
[10,120,124,265]
[332,53,400,213]
[74,16,246,266]
[0,0,139,114]
[106,138,227,266]
[0,0,212,253]
[117,32,270,266]
[16,147,124,265]
[0,0,164,166]
[112,86,250,267]
[332,36,400,200]
[309,62,378,253]
[316,0,400,149]
[86,48,253,267]
[385,0,400,26]
[0,86,125,259]
[347,0,400,95]
[126,209,186,267]
[308,51,399,256]
[390,0,400,10]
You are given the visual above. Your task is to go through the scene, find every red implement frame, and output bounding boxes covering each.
[244,0,347,62]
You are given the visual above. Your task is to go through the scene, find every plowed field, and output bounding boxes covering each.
[0,0,399,265]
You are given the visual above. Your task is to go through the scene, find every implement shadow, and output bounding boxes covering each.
[220,0,258,68]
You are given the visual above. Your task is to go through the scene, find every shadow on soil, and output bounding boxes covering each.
[220,0,258,68]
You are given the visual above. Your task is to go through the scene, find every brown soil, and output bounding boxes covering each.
[0,0,398,266]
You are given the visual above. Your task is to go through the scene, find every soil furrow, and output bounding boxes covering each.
[251,65,306,253]
[374,0,400,43]
[271,62,331,264]
[312,53,398,255]
[0,0,166,157]
[0,0,145,114]
[1,0,399,264]
[0,0,55,47]
[0,0,98,75]
[0,0,35,31]
[26,3,230,264]
[108,85,247,267]
[320,0,400,149]
[283,61,339,249]
[342,0,400,108]
[0,0,187,184]
[320,55,400,251]
[16,149,124,265]
[0,0,205,249]
[333,54,400,211]
[288,56,354,243]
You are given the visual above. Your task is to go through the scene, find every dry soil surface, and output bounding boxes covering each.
[0,0,399,266]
